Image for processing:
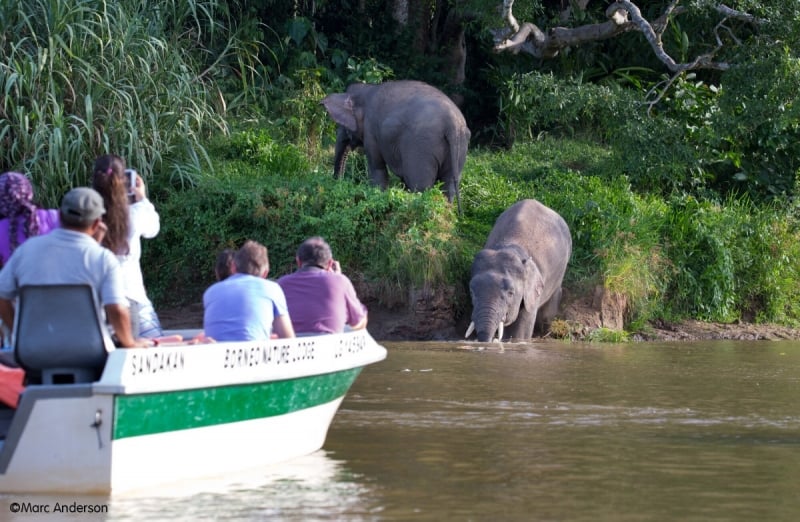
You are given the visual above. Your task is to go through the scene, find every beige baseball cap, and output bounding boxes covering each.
[60,187,106,226]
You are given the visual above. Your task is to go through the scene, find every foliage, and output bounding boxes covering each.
[223,129,310,173]
[494,72,627,142]
[0,0,257,204]
[661,196,739,321]
[457,139,800,328]
[261,56,394,163]
[709,46,800,199]
[731,198,800,325]
[587,328,630,343]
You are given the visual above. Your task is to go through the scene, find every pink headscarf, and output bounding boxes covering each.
[0,172,41,253]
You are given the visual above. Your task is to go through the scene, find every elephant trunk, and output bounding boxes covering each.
[333,127,352,179]
[467,311,504,342]
[333,145,350,179]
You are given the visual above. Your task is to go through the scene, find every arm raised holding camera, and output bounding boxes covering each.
[128,173,160,239]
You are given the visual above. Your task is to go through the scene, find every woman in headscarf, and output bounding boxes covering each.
[92,154,164,338]
[0,172,60,266]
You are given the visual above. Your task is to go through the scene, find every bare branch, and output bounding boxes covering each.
[653,0,682,36]
[501,0,519,33]
[716,4,764,25]
[493,0,760,73]
[494,1,634,57]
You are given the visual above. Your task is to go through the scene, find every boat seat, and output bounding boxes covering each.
[13,284,114,385]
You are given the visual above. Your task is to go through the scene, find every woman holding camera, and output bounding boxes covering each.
[92,154,163,338]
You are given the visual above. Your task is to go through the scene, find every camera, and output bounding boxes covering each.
[124,168,137,203]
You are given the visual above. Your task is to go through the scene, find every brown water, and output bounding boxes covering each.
[4,340,800,521]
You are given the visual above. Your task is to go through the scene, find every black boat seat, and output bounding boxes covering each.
[13,284,114,384]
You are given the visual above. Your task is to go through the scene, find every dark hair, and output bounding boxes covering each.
[235,240,269,276]
[91,154,130,256]
[215,248,236,280]
[296,236,332,269]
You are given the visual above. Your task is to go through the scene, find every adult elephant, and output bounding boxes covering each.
[322,80,470,211]
[465,199,572,342]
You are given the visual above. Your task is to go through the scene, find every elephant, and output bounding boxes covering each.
[321,80,470,211]
[465,199,572,342]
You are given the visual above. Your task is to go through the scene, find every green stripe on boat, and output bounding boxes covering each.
[113,368,362,439]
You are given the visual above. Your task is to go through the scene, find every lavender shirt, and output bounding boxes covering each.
[278,267,367,334]
[0,209,60,265]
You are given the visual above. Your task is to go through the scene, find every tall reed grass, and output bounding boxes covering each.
[0,0,257,204]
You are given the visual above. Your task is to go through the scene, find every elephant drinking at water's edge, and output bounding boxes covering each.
[321,80,470,212]
[466,199,572,342]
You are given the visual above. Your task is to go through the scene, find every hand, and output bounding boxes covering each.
[132,174,147,202]
[188,332,215,344]
[330,260,342,274]
[92,220,108,244]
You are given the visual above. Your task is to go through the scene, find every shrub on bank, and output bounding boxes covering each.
[144,132,800,331]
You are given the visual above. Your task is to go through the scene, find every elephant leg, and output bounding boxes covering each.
[535,287,562,333]
[505,306,537,341]
[367,156,390,190]
[371,168,390,190]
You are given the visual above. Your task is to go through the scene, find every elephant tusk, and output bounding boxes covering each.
[465,321,475,339]
[496,322,504,343]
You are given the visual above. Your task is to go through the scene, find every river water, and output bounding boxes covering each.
[4,339,800,521]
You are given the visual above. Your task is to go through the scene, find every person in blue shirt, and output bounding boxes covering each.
[203,240,295,341]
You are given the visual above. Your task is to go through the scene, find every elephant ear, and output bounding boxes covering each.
[322,93,358,132]
[522,257,544,312]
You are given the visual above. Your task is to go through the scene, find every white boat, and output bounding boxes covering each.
[0,285,387,494]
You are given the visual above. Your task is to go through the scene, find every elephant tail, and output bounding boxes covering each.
[445,125,470,215]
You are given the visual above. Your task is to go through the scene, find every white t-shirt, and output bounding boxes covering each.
[0,228,126,306]
[119,199,160,304]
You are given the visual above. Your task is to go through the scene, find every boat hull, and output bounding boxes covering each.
[0,330,386,493]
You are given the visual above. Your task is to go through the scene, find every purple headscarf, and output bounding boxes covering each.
[0,172,41,253]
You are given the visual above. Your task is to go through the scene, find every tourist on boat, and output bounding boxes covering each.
[0,187,151,348]
[92,155,164,339]
[0,172,60,267]
[214,248,236,280]
[203,240,295,341]
[278,236,368,334]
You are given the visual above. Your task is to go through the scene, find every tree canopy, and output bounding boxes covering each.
[1,0,799,202]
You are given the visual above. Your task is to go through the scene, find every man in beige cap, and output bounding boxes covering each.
[0,187,149,348]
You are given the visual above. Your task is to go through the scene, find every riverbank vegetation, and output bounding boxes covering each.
[2,0,800,336]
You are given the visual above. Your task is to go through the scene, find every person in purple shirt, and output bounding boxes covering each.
[0,172,60,266]
[278,236,368,334]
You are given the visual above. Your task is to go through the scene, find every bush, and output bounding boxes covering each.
[143,130,800,331]
[496,72,630,141]
[710,46,800,199]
